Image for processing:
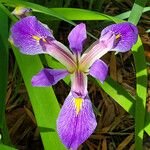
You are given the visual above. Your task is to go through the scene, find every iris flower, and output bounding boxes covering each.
[11,16,138,149]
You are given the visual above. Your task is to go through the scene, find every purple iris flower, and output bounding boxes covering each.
[10,16,138,150]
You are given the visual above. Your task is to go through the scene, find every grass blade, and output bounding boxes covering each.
[131,37,147,150]
[128,0,148,149]
[0,144,16,150]
[116,7,150,20]
[1,0,121,22]
[128,0,147,24]
[11,45,66,150]
[0,6,11,145]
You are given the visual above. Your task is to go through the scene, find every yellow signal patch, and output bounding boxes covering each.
[32,35,41,41]
[74,98,83,115]
[32,36,46,42]
[116,34,121,40]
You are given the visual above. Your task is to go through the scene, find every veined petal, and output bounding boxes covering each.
[71,71,88,97]
[68,23,87,54]
[79,32,115,71]
[57,93,97,150]
[89,59,108,83]
[43,38,76,72]
[101,22,138,52]
[11,16,76,71]
[31,68,69,86]
[11,16,53,55]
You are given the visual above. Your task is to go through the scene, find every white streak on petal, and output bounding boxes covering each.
[71,71,88,97]
[45,41,77,72]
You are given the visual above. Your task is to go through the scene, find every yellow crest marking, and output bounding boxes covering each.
[32,36,46,42]
[32,35,40,41]
[116,34,121,40]
[74,98,83,115]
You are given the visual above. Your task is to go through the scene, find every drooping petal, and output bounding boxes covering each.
[71,71,88,97]
[11,16,53,55]
[79,32,115,71]
[68,23,87,54]
[101,22,138,52]
[89,59,108,83]
[57,93,97,150]
[31,68,69,86]
[11,16,76,71]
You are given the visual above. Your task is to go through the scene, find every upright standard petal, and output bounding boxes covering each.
[11,16,53,55]
[68,23,87,54]
[89,59,108,83]
[57,93,97,150]
[31,68,69,86]
[101,22,138,52]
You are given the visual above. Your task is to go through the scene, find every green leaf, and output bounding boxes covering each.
[1,0,121,22]
[128,0,147,24]
[131,37,147,150]
[11,45,66,150]
[0,144,16,150]
[116,7,150,20]
[128,0,148,149]
[0,5,11,145]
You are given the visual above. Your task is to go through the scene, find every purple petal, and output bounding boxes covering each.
[57,93,97,150]
[68,23,87,54]
[11,16,53,55]
[31,68,69,86]
[99,30,116,49]
[89,59,108,83]
[101,22,138,52]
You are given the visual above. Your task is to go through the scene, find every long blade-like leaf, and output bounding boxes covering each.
[11,46,66,150]
[0,6,11,145]
[128,0,148,149]
[0,144,16,150]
